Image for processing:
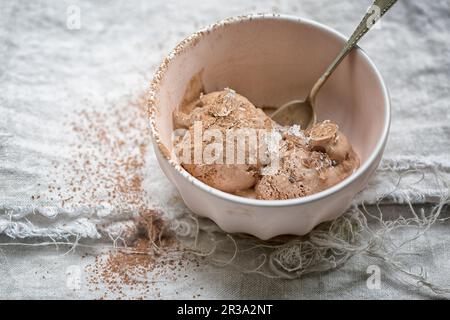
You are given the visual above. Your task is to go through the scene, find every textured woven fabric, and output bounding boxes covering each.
[0,0,449,299]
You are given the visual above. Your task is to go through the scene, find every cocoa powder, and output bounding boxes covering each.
[41,94,195,299]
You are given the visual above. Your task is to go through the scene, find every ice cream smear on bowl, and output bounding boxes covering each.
[172,88,359,200]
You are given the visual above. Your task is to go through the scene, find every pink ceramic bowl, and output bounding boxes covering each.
[148,14,390,240]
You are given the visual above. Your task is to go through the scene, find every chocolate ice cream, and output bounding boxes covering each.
[173,89,359,200]
[255,121,359,200]
[173,89,274,193]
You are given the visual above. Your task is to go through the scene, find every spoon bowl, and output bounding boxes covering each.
[271,99,316,128]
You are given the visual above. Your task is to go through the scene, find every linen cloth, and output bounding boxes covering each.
[0,0,449,299]
[1,205,448,300]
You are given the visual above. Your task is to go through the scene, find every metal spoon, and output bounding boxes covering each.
[271,0,398,128]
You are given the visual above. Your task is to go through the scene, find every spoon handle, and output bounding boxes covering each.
[308,0,398,104]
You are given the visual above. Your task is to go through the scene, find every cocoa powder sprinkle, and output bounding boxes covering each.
[44,95,199,299]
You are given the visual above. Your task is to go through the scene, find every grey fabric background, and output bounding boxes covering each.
[0,0,449,299]
[0,205,449,299]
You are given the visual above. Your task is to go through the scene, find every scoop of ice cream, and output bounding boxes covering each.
[255,121,359,200]
[255,148,322,200]
[173,89,274,193]
[182,163,258,193]
[308,120,351,162]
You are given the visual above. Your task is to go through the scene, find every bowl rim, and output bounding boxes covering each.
[148,13,391,208]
